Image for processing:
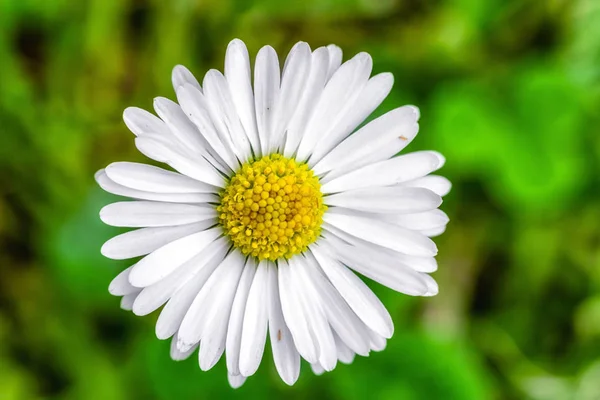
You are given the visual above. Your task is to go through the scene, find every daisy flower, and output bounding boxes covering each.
[96,39,450,388]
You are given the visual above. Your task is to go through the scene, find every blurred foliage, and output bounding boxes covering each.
[0,0,599,399]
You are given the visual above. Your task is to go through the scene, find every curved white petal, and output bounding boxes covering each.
[311,245,393,338]
[154,97,209,155]
[254,45,280,155]
[308,72,394,164]
[296,52,372,161]
[100,201,216,228]
[123,107,170,137]
[95,170,217,204]
[277,260,318,363]
[322,151,445,194]
[226,258,258,376]
[132,237,229,316]
[120,292,140,311]
[176,83,238,171]
[203,69,253,162]
[227,373,246,389]
[176,250,244,355]
[105,162,215,194]
[314,105,419,177]
[324,226,438,273]
[108,266,138,296]
[270,42,311,153]
[101,221,213,260]
[325,187,442,214]
[334,332,355,364]
[326,44,343,80]
[129,227,221,288]
[198,253,246,371]
[303,253,371,356]
[324,211,437,257]
[267,262,300,385]
[402,175,452,197]
[239,261,270,377]
[225,39,261,154]
[134,136,225,187]
[172,65,201,92]
[320,233,433,296]
[421,225,447,238]
[170,331,199,361]
[155,243,228,340]
[366,209,449,232]
[290,256,337,371]
[282,46,329,157]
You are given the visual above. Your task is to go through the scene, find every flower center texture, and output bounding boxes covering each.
[217,154,326,261]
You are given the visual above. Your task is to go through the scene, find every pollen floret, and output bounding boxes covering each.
[217,154,326,260]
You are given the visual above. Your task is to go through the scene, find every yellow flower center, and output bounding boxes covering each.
[217,154,326,261]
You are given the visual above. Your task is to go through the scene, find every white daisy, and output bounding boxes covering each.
[97,38,450,388]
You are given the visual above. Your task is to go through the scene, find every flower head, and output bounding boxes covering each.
[97,39,450,388]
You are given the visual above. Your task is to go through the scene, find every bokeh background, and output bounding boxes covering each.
[1,0,599,399]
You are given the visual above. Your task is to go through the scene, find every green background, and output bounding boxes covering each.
[1,0,599,399]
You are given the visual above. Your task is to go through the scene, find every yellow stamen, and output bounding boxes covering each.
[217,154,326,261]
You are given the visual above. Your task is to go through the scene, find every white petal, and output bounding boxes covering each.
[100,201,216,228]
[154,97,209,154]
[402,175,452,197]
[129,227,221,288]
[311,363,325,376]
[311,245,393,338]
[422,274,439,296]
[296,52,372,161]
[203,69,253,162]
[123,107,170,137]
[282,47,330,157]
[132,237,229,316]
[304,252,371,356]
[120,292,139,310]
[325,187,442,214]
[225,39,261,154]
[105,162,215,194]
[324,225,438,273]
[368,209,449,231]
[108,266,138,296]
[239,261,270,377]
[290,256,337,371]
[324,211,437,257]
[134,136,225,187]
[326,44,343,80]
[421,225,447,238]
[277,259,318,363]
[154,242,228,340]
[313,106,419,177]
[176,84,238,171]
[101,221,212,260]
[95,170,217,203]
[226,258,258,376]
[227,373,246,389]
[368,330,387,351]
[308,72,394,164]
[170,331,198,361]
[320,233,432,296]
[176,250,245,355]
[198,251,246,372]
[334,332,355,364]
[321,151,445,194]
[172,65,201,92]
[254,45,280,155]
[269,42,311,153]
[267,262,300,385]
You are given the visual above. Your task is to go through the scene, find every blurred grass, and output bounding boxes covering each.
[0,0,599,399]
